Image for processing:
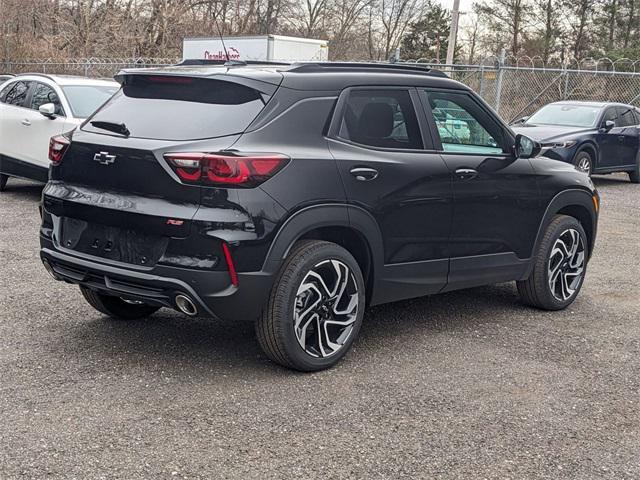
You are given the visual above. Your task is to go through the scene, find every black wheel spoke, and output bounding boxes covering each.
[294,259,359,358]
[548,228,586,301]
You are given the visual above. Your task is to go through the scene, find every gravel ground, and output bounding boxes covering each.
[0,175,638,479]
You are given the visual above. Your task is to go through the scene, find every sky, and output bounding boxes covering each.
[436,0,474,13]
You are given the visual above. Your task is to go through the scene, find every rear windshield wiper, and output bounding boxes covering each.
[90,121,130,137]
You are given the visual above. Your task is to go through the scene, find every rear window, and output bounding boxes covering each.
[83,76,268,141]
[62,85,119,118]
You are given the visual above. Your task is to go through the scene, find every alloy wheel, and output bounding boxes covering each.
[293,259,359,358]
[547,228,586,301]
[577,156,591,174]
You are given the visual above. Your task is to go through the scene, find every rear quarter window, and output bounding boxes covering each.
[82,76,269,141]
[1,81,30,107]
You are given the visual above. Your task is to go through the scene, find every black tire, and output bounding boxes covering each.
[573,150,593,176]
[256,240,366,372]
[517,215,588,311]
[0,174,8,192]
[629,154,640,183]
[80,286,160,320]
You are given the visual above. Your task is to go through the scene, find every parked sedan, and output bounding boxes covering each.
[511,101,640,183]
[0,74,119,191]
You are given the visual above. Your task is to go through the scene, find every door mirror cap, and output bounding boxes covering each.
[39,103,56,118]
[600,120,615,132]
[515,134,542,159]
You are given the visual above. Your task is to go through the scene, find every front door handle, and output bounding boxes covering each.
[21,119,31,126]
[455,168,478,180]
[618,135,626,142]
[350,167,379,181]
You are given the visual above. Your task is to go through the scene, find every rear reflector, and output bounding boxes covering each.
[164,152,288,188]
[49,135,71,165]
[221,242,239,287]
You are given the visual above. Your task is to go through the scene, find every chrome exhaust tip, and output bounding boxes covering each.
[175,294,198,316]
[42,260,60,281]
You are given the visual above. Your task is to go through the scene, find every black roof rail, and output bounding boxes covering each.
[287,62,448,78]
[177,59,291,67]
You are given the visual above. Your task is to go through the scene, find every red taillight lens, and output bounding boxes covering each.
[164,152,289,187]
[49,135,70,165]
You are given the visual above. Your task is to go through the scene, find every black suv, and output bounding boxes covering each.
[40,62,599,371]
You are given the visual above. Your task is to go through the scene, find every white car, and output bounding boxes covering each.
[0,74,119,191]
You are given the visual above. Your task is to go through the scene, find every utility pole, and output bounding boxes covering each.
[445,0,461,65]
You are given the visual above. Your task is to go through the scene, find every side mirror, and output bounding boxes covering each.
[39,103,56,118]
[600,120,615,132]
[515,134,541,159]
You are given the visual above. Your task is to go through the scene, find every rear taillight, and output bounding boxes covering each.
[49,135,70,165]
[164,152,289,188]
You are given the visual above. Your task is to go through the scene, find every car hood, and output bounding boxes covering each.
[511,124,594,142]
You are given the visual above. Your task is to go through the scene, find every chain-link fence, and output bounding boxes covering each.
[4,56,640,122]
[402,61,640,122]
[1,58,178,79]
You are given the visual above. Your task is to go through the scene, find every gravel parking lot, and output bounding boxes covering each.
[0,175,638,479]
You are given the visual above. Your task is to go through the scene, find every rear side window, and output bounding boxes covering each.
[2,81,30,107]
[337,89,423,150]
[83,76,268,141]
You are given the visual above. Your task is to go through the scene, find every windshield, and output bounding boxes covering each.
[62,85,119,118]
[526,104,601,128]
[82,76,268,141]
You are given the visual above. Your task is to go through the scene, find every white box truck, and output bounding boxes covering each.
[182,35,328,62]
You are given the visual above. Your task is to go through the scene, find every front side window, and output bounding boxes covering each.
[617,106,636,127]
[424,90,504,155]
[337,89,423,150]
[3,81,30,107]
[30,82,64,115]
[602,108,618,126]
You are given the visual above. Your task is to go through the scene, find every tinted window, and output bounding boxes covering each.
[3,81,30,107]
[30,82,64,115]
[61,85,119,118]
[338,89,423,150]
[0,83,12,102]
[526,104,601,127]
[424,90,505,154]
[602,108,618,126]
[617,106,637,127]
[83,76,268,140]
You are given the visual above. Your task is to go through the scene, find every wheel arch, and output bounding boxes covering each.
[262,204,384,302]
[575,141,599,169]
[529,189,598,278]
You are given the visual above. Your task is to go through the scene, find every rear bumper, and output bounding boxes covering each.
[40,239,275,321]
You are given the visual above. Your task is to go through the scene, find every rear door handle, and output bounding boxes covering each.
[618,135,626,142]
[350,167,379,181]
[455,168,478,180]
[21,119,31,126]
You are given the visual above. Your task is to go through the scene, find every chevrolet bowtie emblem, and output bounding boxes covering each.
[93,151,116,165]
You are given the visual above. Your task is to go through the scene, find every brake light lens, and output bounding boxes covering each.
[49,135,71,165]
[164,152,289,188]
